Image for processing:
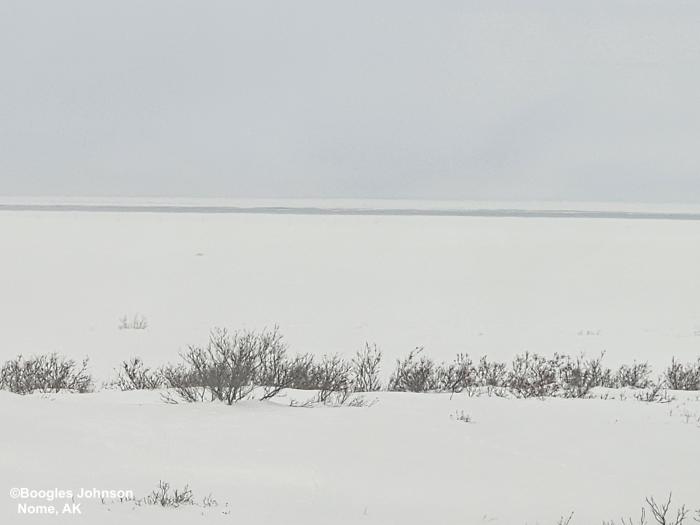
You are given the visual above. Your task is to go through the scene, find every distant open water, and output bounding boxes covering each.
[1,204,700,221]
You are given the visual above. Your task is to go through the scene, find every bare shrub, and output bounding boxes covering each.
[142,481,193,507]
[289,398,315,408]
[665,358,700,391]
[438,353,477,394]
[161,363,209,403]
[135,481,216,508]
[118,314,148,330]
[313,354,352,403]
[345,394,377,407]
[615,362,653,389]
[645,494,688,525]
[286,353,317,390]
[163,327,288,404]
[180,330,258,404]
[289,391,374,408]
[633,379,674,403]
[255,328,295,401]
[559,352,612,398]
[0,354,92,394]
[108,358,164,390]
[285,352,365,406]
[476,356,508,387]
[557,512,574,525]
[608,493,690,525]
[506,352,563,398]
[388,348,440,392]
[351,343,382,392]
[161,328,357,405]
[450,410,472,423]
[322,390,373,407]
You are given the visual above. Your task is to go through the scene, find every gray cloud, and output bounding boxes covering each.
[1,0,699,202]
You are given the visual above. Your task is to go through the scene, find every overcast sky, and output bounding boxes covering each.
[1,1,699,202]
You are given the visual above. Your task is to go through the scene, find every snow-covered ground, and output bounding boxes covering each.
[1,388,699,524]
[1,207,699,378]
[1,206,699,523]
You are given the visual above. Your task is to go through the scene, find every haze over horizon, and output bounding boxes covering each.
[2,1,699,203]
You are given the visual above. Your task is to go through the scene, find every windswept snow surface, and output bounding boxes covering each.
[0,207,699,379]
[1,206,699,523]
[0,389,699,524]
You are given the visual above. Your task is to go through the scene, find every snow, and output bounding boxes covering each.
[1,388,699,524]
[1,209,699,379]
[1,207,699,523]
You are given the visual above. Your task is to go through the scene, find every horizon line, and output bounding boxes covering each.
[2,203,700,221]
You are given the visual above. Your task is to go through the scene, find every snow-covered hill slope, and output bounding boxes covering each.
[1,389,698,524]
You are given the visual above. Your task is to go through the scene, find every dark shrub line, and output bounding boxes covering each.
[1,328,698,400]
[0,353,92,394]
[106,357,165,391]
[388,350,698,399]
[155,328,379,405]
